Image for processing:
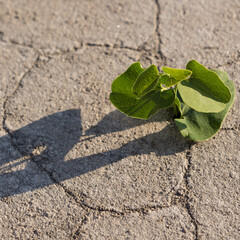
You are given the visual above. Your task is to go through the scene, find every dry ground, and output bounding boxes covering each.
[0,0,239,239]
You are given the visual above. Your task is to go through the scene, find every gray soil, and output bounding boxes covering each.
[0,0,239,239]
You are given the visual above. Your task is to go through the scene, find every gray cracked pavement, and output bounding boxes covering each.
[0,0,239,239]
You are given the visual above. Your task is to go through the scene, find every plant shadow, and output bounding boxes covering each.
[0,109,189,197]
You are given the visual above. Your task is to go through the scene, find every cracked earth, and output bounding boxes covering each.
[0,0,239,239]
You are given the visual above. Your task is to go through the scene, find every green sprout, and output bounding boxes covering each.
[109,60,236,141]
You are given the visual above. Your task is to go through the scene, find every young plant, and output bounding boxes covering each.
[109,60,236,141]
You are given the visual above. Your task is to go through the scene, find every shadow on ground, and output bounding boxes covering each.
[0,109,189,197]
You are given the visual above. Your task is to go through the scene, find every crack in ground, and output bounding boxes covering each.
[1,36,152,56]
[80,200,175,216]
[8,39,35,51]
[84,42,145,52]
[1,55,55,197]
[69,187,193,239]
[2,53,50,148]
[52,176,177,216]
[2,54,50,159]
[182,144,199,240]
[1,38,84,57]
[221,127,237,131]
[2,54,40,150]
[154,0,167,64]
[69,198,182,240]
[1,36,159,70]
[4,54,40,100]
[0,37,43,56]
[70,213,90,240]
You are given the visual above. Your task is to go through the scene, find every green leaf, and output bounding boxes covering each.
[161,67,192,87]
[162,67,192,81]
[173,96,182,117]
[110,62,175,119]
[110,89,175,119]
[186,60,231,103]
[136,77,159,99]
[159,74,172,87]
[111,62,145,94]
[174,69,236,141]
[178,60,231,113]
[133,65,159,97]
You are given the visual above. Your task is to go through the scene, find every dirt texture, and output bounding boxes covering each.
[0,0,239,239]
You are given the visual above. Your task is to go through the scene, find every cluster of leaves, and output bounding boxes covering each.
[110,60,235,141]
